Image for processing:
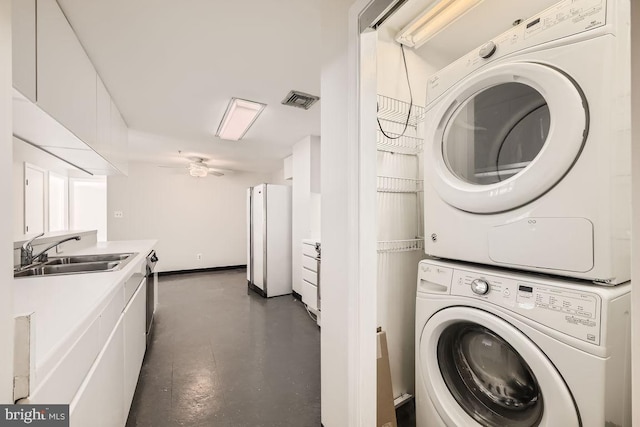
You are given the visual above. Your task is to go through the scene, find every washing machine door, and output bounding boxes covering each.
[420,307,579,426]
[426,62,588,213]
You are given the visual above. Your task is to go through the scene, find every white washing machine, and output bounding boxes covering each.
[415,258,631,427]
[422,0,631,284]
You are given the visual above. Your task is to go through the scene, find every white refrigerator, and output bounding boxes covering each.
[247,184,292,297]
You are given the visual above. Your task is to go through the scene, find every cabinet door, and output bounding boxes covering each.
[37,0,97,147]
[70,317,125,427]
[123,278,146,417]
[95,76,112,161]
[12,0,36,101]
[110,100,129,175]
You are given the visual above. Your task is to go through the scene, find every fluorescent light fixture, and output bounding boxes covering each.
[396,0,482,49]
[215,98,266,141]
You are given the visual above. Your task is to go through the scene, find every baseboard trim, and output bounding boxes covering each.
[158,265,246,277]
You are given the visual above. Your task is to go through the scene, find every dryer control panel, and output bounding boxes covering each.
[426,0,613,106]
[449,269,602,345]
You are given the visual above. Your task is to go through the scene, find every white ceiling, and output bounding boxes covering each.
[57,0,321,173]
[383,0,561,68]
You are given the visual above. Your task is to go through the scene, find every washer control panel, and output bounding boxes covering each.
[450,269,602,345]
[470,279,490,295]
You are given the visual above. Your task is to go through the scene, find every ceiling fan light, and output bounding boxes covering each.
[215,98,266,141]
[189,162,209,177]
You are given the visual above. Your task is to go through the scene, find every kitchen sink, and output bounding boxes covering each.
[46,253,134,264]
[14,252,138,278]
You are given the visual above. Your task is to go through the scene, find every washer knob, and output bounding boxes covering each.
[479,41,497,58]
[471,279,490,295]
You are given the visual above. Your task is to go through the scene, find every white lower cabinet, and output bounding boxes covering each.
[123,279,147,416]
[70,277,146,427]
[70,317,125,427]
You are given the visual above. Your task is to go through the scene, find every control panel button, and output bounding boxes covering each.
[471,279,490,295]
[479,41,497,58]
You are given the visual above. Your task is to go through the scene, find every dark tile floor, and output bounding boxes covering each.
[396,399,416,427]
[125,269,321,427]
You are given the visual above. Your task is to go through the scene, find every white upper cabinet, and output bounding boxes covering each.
[37,0,97,148]
[12,0,36,102]
[96,76,112,161]
[111,100,129,176]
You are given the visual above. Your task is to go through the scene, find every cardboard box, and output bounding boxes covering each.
[377,328,397,427]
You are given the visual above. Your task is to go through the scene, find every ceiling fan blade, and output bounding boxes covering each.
[208,170,224,177]
[158,165,187,169]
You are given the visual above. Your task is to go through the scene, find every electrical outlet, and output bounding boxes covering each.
[196,253,203,261]
[114,211,124,218]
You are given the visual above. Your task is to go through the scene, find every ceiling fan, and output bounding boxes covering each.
[186,158,225,177]
[160,156,229,178]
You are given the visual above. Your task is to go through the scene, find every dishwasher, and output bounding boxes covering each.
[145,250,158,345]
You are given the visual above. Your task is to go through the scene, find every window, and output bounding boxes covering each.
[48,172,68,232]
[69,177,107,241]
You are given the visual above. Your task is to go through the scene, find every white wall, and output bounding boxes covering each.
[107,162,271,272]
[12,137,77,239]
[291,135,321,295]
[320,0,350,422]
[377,26,437,105]
[322,0,376,427]
[375,24,438,401]
[269,166,291,186]
[0,0,14,403]
[631,0,639,423]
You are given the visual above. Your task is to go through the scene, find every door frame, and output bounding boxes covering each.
[23,161,46,235]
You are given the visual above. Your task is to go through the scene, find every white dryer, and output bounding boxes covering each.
[415,259,631,427]
[422,0,631,284]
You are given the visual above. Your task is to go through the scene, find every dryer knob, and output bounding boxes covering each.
[471,279,490,295]
[479,41,497,59]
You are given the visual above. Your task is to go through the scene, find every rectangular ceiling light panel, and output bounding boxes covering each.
[216,98,266,141]
[396,0,482,48]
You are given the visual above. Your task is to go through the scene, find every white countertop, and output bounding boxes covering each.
[13,239,157,387]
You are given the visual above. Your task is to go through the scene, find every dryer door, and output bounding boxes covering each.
[426,62,587,213]
[419,307,579,426]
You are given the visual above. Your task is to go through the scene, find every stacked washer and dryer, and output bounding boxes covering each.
[414,0,632,426]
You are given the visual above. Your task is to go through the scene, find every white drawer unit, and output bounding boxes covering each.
[302,266,318,286]
[301,240,321,318]
[302,253,318,272]
[302,241,319,258]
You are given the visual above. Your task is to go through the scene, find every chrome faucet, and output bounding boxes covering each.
[20,232,44,268]
[20,233,82,268]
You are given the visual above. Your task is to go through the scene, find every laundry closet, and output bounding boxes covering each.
[369,0,632,425]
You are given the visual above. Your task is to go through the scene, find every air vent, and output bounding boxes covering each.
[281,90,320,110]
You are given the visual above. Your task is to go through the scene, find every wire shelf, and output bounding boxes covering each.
[377,95,425,127]
[377,129,423,155]
[377,176,423,193]
[377,239,424,253]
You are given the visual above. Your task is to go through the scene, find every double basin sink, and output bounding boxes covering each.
[14,253,137,278]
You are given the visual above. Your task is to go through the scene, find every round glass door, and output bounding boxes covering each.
[438,322,543,426]
[444,83,550,185]
[419,307,580,426]
[426,62,588,213]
